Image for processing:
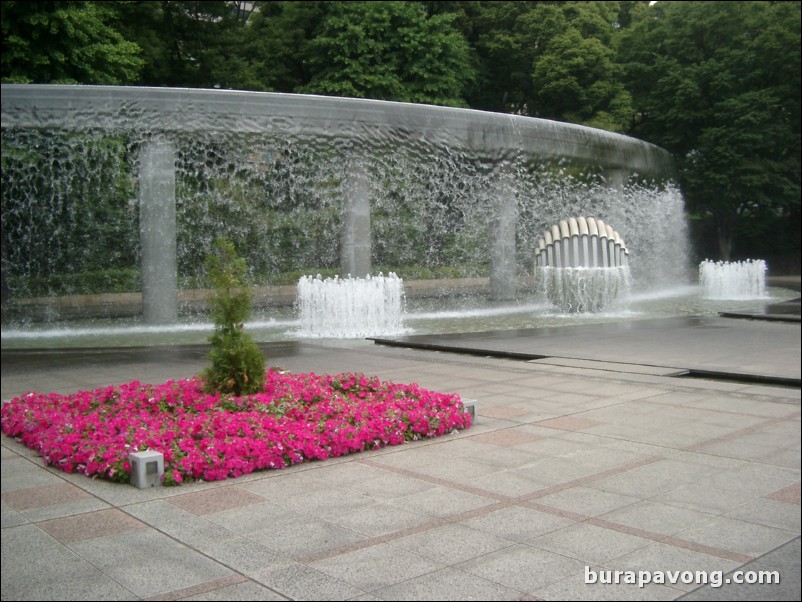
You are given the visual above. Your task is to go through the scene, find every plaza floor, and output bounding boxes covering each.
[2,309,800,600]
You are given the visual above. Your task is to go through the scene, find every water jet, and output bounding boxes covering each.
[297,273,405,338]
[699,259,768,300]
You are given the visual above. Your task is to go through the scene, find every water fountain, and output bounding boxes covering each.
[1,84,692,346]
[534,217,631,312]
[699,259,768,300]
[297,273,405,338]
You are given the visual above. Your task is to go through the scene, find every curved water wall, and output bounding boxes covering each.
[1,85,688,326]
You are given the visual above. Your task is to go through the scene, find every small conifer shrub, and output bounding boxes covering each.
[202,238,265,396]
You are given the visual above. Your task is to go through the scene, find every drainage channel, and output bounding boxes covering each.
[369,337,549,362]
[674,369,801,390]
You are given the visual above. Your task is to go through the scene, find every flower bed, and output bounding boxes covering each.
[1,370,471,485]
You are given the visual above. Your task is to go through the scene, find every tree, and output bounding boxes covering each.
[111,1,261,90]
[622,1,801,261]
[444,0,539,114]
[447,1,632,130]
[299,1,476,107]
[532,27,631,131]
[1,1,143,84]
[202,238,265,397]
[244,0,328,92]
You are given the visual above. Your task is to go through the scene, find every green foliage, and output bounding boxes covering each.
[532,28,631,131]
[449,1,632,130]
[448,0,545,114]
[621,1,801,259]
[111,0,261,89]
[8,268,141,298]
[1,132,139,296]
[245,0,328,92]
[374,264,488,280]
[1,0,143,84]
[299,1,476,106]
[173,139,341,282]
[202,238,265,397]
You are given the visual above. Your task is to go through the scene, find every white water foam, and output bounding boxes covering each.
[296,273,406,338]
[699,259,768,300]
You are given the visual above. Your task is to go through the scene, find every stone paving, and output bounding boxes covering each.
[2,316,800,601]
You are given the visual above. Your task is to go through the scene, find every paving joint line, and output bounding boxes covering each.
[293,454,760,567]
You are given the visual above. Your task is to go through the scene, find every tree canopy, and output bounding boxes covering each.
[299,1,475,106]
[1,0,143,84]
[621,1,801,260]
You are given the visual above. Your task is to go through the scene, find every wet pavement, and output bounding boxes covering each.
[2,310,800,600]
[373,315,801,386]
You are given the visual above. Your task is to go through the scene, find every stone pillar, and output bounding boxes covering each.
[603,168,628,190]
[139,139,178,324]
[1,222,10,313]
[489,168,518,300]
[340,155,372,278]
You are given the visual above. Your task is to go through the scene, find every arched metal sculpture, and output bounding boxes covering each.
[535,217,631,312]
[535,217,628,269]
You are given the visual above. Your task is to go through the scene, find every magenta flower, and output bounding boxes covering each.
[1,370,472,485]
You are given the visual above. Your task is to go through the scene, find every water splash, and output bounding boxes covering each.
[296,273,406,338]
[699,260,768,300]
[536,266,632,313]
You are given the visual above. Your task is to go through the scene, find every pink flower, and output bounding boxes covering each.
[1,369,471,485]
